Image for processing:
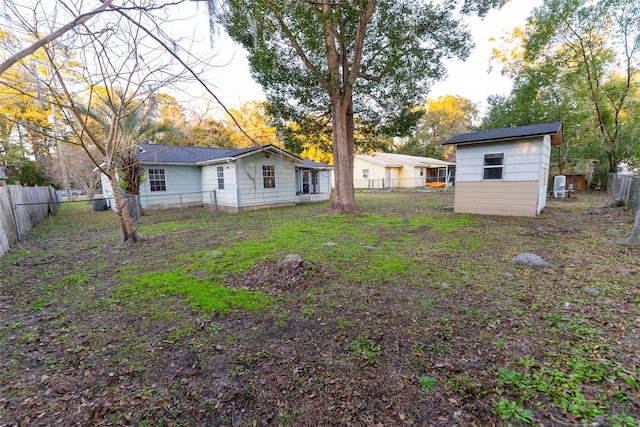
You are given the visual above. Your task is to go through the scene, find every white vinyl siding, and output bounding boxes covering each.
[236,154,296,208]
[140,165,202,208]
[455,139,544,183]
[201,164,238,208]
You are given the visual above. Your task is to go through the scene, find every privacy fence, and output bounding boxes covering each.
[0,184,57,256]
[607,173,640,213]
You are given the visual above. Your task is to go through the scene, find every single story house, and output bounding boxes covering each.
[443,121,563,217]
[353,152,455,189]
[99,143,333,213]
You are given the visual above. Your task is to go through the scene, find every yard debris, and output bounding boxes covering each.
[276,254,309,276]
[510,253,550,268]
[226,255,325,291]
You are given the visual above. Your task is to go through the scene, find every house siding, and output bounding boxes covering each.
[455,139,543,183]
[353,157,396,189]
[235,153,297,210]
[454,181,539,217]
[139,165,202,208]
[201,164,238,209]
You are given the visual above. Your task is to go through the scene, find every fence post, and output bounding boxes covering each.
[134,195,142,224]
[11,202,21,241]
[179,194,184,218]
[210,190,218,215]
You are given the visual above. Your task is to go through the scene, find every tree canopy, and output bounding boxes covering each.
[216,0,504,212]
[484,0,640,174]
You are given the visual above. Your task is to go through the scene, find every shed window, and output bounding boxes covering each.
[263,165,276,188]
[217,166,224,190]
[483,153,504,180]
[148,168,166,192]
[362,169,369,178]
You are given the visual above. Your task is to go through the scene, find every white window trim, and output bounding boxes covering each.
[483,152,505,180]
[148,168,167,192]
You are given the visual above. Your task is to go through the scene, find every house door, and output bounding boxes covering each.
[385,169,391,188]
[311,171,318,194]
[302,171,310,194]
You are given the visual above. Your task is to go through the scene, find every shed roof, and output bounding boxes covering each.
[444,121,563,146]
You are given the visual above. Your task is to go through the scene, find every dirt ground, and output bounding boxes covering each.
[0,191,639,426]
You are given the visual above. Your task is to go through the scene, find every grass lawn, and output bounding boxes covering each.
[0,190,639,426]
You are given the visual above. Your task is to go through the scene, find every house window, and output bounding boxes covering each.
[362,169,369,178]
[263,165,275,188]
[217,166,224,190]
[148,168,166,192]
[483,153,504,180]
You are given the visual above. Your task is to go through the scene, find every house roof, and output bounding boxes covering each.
[300,159,333,170]
[372,152,455,168]
[136,143,331,169]
[443,121,563,146]
[137,143,257,164]
[356,154,402,168]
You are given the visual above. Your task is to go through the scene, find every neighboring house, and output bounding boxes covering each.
[353,152,455,189]
[443,121,563,217]
[100,143,332,213]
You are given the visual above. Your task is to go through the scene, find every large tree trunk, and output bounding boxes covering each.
[106,172,141,245]
[331,96,358,213]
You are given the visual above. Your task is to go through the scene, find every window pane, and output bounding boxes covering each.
[484,153,504,166]
[148,168,166,192]
[484,167,503,180]
[217,166,224,190]
[263,165,275,188]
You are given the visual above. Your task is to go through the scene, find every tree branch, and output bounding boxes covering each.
[0,0,116,76]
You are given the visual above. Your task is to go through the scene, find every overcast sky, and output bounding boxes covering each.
[175,0,542,117]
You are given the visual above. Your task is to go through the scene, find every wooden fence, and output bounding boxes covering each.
[0,184,56,256]
[607,173,640,213]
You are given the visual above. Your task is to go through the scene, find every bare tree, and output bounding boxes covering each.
[0,0,116,76]
[1,0,206,244]
[43,144,101,199]
[46,7,196,243]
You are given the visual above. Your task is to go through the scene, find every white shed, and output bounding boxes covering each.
[443,122,563,217]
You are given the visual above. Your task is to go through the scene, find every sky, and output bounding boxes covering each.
[173,0,542,117]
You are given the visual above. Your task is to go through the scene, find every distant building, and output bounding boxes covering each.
[353,152,455,189]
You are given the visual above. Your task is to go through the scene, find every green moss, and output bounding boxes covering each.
[118,269,271,315]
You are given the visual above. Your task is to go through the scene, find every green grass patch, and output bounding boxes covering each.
[118,269,271,315]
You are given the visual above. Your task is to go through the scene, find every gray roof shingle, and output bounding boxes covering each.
[136,143,257,164]
[444,121,563,146]
[136,143,332,169]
